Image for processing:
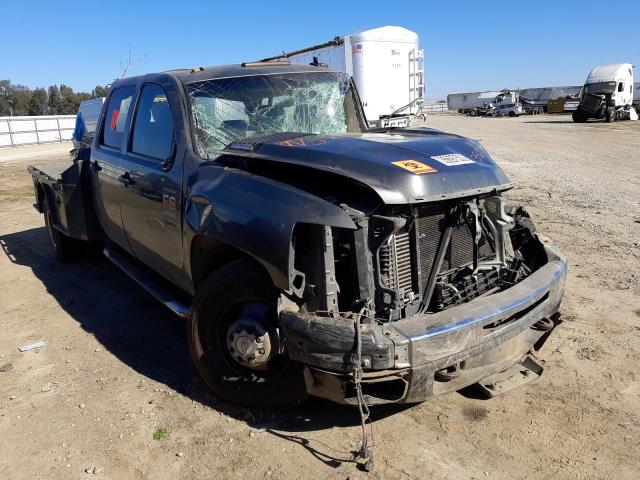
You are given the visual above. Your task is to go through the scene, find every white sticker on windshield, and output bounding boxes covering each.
[430,154,475,166]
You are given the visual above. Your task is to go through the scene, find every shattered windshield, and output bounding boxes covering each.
[584,82,616,94]
[186,72,364,158]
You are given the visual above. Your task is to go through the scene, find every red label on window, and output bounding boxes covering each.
[110,109,120,130]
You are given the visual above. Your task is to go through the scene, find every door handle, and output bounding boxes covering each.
[118,172,133,186]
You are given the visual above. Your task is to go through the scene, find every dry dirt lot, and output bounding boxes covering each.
[1,115,639,480]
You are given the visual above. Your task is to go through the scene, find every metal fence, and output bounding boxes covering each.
[0,115,75,148]
[420,103,448,114]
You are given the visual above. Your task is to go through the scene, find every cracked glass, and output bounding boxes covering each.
[186,72,364,158]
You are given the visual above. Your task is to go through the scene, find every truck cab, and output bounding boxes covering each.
[573,63,635,122]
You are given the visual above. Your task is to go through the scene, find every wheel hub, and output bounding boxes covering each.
[226,319,274,370]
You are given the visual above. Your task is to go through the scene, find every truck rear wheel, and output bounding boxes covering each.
[187,259,307,409]
[43,196,74,261]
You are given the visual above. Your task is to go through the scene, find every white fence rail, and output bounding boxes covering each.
[420,103,448,114]
[0,115,75,148]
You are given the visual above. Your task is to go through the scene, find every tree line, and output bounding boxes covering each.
[0,80,108,117]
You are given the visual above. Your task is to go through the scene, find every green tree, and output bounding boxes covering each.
[0,80,13,116]
[0,80,31,116]
[0,80,104,117]
[92,85,108,98]
[28,88,48,116]
[47,85,62,114]
[59,84,79,114]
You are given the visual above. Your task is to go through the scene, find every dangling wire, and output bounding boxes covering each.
[351,315,374,471]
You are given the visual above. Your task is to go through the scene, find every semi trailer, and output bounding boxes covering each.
[261,26,424,127]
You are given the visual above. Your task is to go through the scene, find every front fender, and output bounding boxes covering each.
[184,165,356,291]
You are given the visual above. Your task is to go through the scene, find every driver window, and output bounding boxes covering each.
[618,82,624,92]
[131,84,174,162]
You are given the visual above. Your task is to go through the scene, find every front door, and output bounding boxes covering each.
[118,83,184,285]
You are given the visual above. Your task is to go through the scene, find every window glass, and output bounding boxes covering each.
[618,82,624,92]
[101,86,134,149]
[186,72,364,157]
[131,84,174,161]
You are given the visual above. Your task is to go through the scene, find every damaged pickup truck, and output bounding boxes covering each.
[29,62,567,409]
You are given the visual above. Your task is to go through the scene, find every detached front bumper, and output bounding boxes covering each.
[280,242,567,405]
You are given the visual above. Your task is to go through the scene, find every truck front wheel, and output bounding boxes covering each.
[187,259,307,409]
[43,195,74,261]
[572,109,587,123]
[605,108,615,123]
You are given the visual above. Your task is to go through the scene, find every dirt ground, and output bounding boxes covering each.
[1,115,639,480]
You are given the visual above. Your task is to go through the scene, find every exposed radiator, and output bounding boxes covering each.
[379,206,496,303]
[379,231,413,296]
[416,212,494,291]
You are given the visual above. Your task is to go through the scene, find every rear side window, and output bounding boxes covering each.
[131,84,174,161]
[101,86,134,149]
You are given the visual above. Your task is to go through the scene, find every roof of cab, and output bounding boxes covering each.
[585,63,633,84]
[139,63,334,84]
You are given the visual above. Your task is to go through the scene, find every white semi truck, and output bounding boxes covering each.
[573,63,636,122]
[261,26,424,126]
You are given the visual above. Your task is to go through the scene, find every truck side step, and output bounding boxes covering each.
[475,354,544,398]
[103,246,191,319]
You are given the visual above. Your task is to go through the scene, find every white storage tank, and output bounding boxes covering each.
[262,26,424,124]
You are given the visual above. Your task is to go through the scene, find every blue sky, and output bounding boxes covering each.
[3,0,639,100]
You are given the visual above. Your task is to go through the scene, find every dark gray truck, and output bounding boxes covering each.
[29,63,567,409]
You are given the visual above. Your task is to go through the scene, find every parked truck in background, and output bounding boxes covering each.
[28,62,566,410]
[573,63,635,123]
[448,90,524,117]
[72,97,105,159]
[261,26,424,127]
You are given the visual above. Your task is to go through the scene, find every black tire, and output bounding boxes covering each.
[509,110,516,117]
[43,195,73,261]
[572,109,587,123]
[469,110,477,117]
[187,259,307,409]
[605,108,615,123]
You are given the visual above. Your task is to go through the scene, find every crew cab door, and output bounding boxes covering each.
[90,85,136,254]
[118,83,184,285]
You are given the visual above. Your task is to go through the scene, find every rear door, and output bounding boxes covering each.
[90,85,136,253]
[118,82,184,284]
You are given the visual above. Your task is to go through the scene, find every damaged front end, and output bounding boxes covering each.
[280,195,567,405]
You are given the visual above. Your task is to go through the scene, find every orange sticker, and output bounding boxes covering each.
[391,160,437,175]
[279,138,327,147]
